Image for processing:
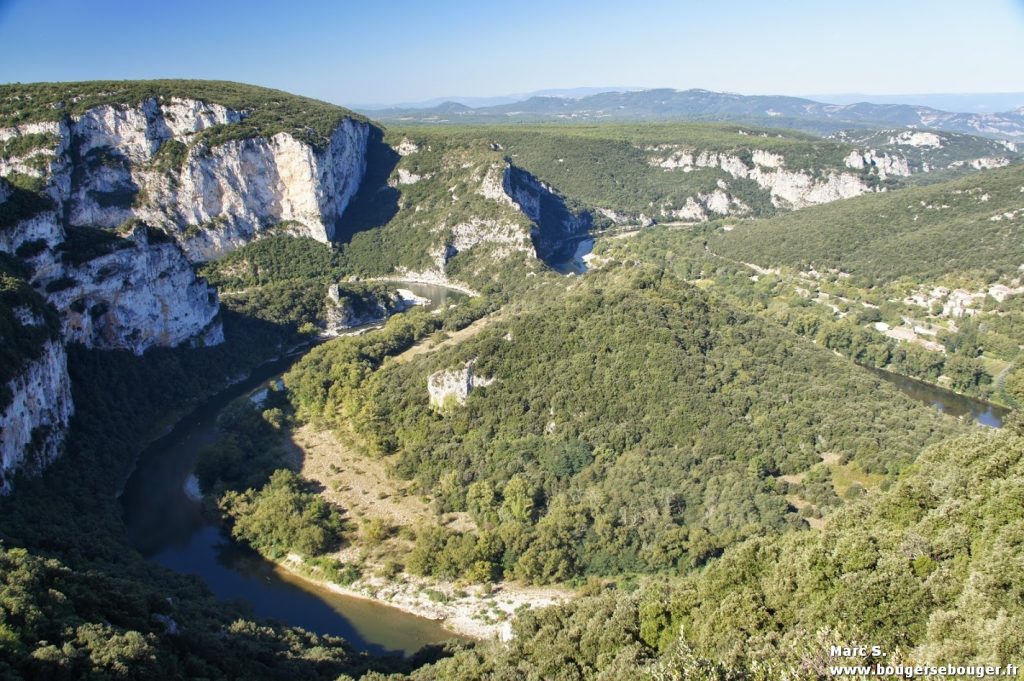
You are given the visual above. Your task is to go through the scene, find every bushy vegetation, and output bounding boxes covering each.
[0,131,59,160]
[56,224,135,265]
[711,162,1024,287]
[200,234,404,333]
[286,266,957,584]
[221,469,347,559]
[392,424,1024,678]
[0,176,53,232]
[200,235,343,290]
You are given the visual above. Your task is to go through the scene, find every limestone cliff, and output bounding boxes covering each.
[501,164,590,262]
[40,226,222,354]
[3,100,370,261]
[649,146,877,215]
[428,359,495,409]
[0,271,72,495]
[0,87,373,489]
[0,339,73,494]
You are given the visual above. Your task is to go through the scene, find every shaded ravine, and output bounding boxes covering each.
[120,283,468,656]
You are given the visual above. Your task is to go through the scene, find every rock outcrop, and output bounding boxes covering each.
[0,338,74,494]
[428,359,495,409]
[843,150,912,178]
[39,226,222,354]
[0,91,374,489]
[2,98,371,262]
[649,146,876,212]
[324,283,391,335]
[501,164,590,261]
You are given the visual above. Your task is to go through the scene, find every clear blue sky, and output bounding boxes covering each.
[1,0,1022,107]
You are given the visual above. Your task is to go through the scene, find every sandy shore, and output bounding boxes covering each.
[280,554,570,641]
[363,275,480,297]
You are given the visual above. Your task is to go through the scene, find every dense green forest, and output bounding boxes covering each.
[284,266,958,584]
[594,222,1010,404]
[406,422,1024,678]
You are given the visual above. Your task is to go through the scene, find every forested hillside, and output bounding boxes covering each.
[284,266,957,583]
[410,423,1024,678]
[711,161,1024,286]
[2,77,1021,680]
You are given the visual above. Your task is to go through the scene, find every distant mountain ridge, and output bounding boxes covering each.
[365,88,1024,140]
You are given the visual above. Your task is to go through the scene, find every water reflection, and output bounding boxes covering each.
[865,366,1009,428]
[551,237,594,275]
[121,283,468,655]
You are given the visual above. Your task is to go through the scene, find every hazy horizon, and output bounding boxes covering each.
[1,0,1022,110]
[352,87,1024,113]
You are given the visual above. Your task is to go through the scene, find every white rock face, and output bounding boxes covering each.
[394,168,424,185]
[888,131,943,148]
[137,119,368,260]
[969,157,1011,170]
[396,138,420,156]
[649,146,877,211]
[0,210,65,256]
[478,164,517,207]
[160,98,242,138]
[39,227,222,354]
[0,339,73,494]
[844,150,912,178]
[0,121,63,142]
[12,99,370,261]
[428,359,495,409]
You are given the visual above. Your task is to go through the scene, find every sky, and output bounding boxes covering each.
[0,0,1022,108]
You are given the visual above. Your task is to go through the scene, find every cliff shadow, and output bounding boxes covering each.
[333,126,400,244]
[505,163,593,267]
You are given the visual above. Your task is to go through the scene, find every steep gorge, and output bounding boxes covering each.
[0,84,374,489]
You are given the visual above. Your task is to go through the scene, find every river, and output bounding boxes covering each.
[865,366,1009,428]
[551,236,595,275]
[120,283,467,656]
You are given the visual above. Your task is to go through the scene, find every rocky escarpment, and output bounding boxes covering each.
[0,272,73,495]
[7,100,371,261]
[648,147,877,218]
[842,149,911,178]
[501,164,591,262]
[38,226,222,353]
[0,339,73,494]
[428,359,495,410]
[832,128,1021,174]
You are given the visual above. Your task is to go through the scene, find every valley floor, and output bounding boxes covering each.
[280,551,569,641]
[287,423,569,640]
